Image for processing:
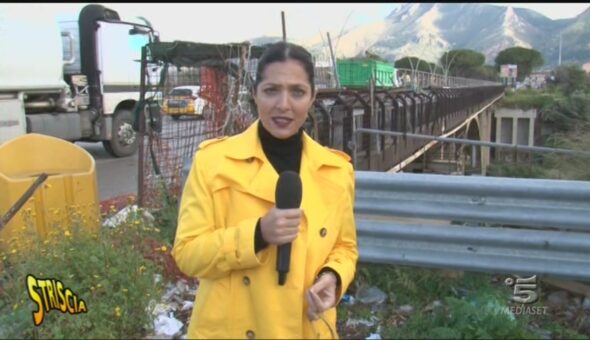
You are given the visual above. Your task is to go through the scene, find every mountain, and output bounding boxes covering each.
[250,3,590,68]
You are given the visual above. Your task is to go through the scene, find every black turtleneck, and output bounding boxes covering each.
[257,120,303,174]
[254,121,303,253]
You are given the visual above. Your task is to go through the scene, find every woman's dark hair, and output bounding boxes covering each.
[254,41,315,94]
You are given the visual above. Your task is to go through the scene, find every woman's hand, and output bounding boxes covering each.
[260,207,302,245]
[306,271,337,321]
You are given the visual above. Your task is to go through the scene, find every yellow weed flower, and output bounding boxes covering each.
[122,288,128,293]
[43,239,50,245]
[10,249,16,254]
[138,265,146,273]
[97,283,102,288]
[13,303,18,310]
[160,245,167,252]
[114,306,121,318]
[64,230,71,237]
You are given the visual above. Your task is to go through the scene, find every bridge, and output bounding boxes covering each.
[310,71,504,175]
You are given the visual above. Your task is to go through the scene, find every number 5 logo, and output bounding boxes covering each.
[505,275,539,304]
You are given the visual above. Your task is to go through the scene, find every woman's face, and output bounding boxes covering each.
[254,59,315,139]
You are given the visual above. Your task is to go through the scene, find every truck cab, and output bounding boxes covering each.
[0,4,159,157]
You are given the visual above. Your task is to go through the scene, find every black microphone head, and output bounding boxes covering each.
[275,171,302,209]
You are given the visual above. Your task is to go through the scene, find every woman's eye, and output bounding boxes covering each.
[292,89,305,97]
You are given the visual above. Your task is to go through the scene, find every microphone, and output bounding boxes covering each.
[275,171,302,286]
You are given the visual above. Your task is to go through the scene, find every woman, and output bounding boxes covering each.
[172,41,358,339]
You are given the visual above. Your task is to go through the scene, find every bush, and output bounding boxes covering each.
[354,264,469,306]
[487,162,547,179]
[541,125,590,181]
[501,90,557,110]
[383,292,537,339]
[0,210,167,339]
[554,64,589,94]
[541,92,590,132]
[339,264,554,339]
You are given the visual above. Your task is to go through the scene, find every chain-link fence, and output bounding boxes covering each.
[136,41,265,209]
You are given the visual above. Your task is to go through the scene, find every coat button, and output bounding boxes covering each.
[246,330,255,339]
[320,227,327,237]
[243,276,250,286]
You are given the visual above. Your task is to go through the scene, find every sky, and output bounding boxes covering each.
[3,3,589,44]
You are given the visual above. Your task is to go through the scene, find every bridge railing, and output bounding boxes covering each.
[395,68,502,89]
[312,85,505,171]
[313,65,502,90]
[355,171,590,281]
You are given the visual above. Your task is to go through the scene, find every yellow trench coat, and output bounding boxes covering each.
[172,121,358,339]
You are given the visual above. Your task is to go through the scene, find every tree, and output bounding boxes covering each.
[494,47,544,81]
[467,65,500,81]
[394,57,435,73]
[440,49,486,77]
[554,64,588,94]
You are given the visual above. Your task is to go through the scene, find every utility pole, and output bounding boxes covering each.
[327,32,340,88]
[558,33,562,66]
[281,11,287,41]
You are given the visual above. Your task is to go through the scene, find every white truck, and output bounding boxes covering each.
[0,4,158,157]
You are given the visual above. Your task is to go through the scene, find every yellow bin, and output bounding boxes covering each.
[0,133,100,251]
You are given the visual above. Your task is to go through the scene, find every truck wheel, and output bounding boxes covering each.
[103,109,138,157]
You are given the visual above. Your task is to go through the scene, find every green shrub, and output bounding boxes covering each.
[340,265,546,339]
[487,162,547,179]
[541,92,590,131]
[354,264,490,307]
[383,292,537,339]
[501,91,556,110]
[151,200,179,245]
[0,211,166,339]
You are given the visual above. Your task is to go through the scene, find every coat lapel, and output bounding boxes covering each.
[221,121,347,223]
[223,121,277,204]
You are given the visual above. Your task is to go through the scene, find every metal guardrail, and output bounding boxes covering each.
[180,157,590,280]
[355,171,590,281]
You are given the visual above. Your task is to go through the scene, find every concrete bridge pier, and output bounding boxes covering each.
[494,108,537,162]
